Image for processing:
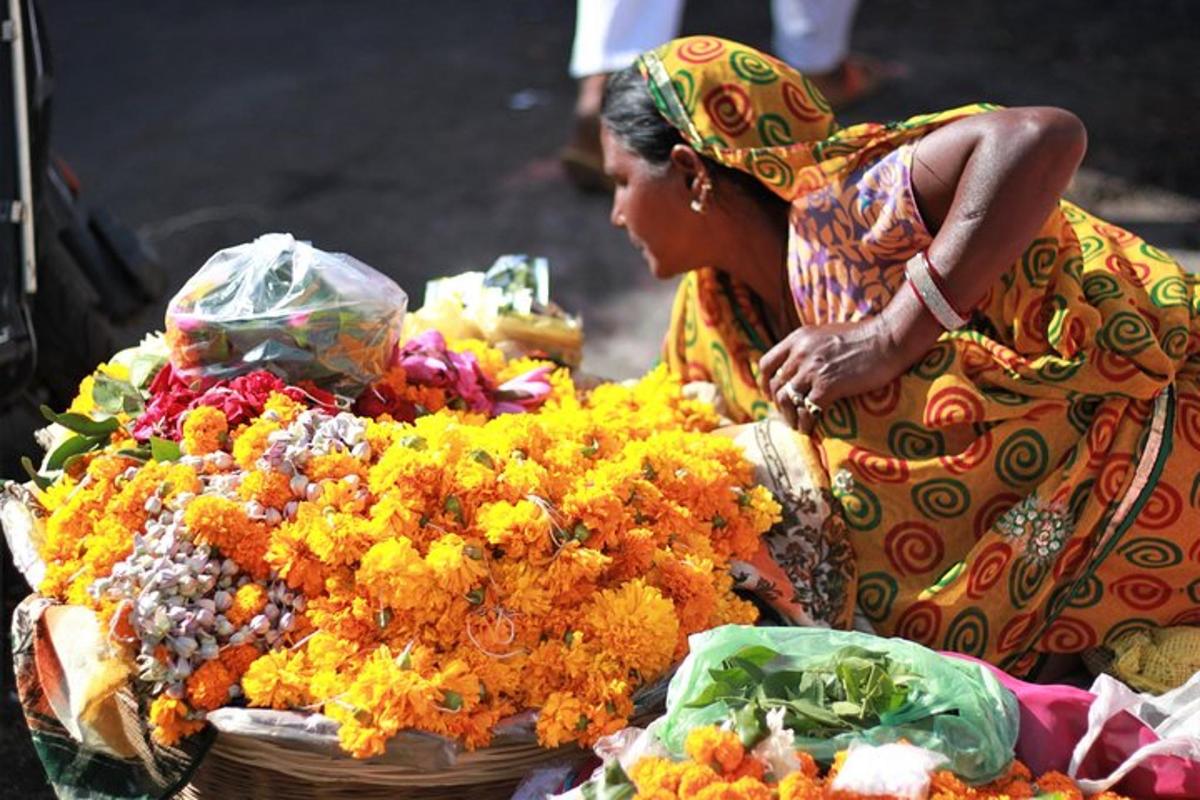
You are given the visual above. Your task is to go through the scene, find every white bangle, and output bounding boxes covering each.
[905,252,969,331]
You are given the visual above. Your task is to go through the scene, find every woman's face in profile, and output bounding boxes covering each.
[600,124,705,280]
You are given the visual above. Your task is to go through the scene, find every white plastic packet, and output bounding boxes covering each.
[1070,671,1200,794]
[830,742,949,800]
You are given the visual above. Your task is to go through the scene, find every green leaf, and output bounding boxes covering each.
[92,374,144,415]
[581,762,636,800]
[150,437,182,463]
[732,701,769,749]
[683,680,738,709]
[129,354,167,391]
[470,449,495,468]
[39,405,120,437]
[830,700,864,718]
[20,457,53,490]
[441,690,463,711]
[729,645,782,669]
[46,434,105,471]
[728,656,767,686]
[116,447,152,462]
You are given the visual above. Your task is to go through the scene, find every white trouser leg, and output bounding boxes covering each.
[770,0,861,74]
[570,0,687,78]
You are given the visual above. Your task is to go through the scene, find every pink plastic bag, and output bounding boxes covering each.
[951,655,1200,798]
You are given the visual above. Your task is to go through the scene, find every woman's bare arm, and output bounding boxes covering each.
[881,106,1088,364]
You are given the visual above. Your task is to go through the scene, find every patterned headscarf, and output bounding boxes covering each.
[636,36,991,201]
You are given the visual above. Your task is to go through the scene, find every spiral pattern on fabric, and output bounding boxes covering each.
[911,478,971,520]
[884,522,945,576]
[994,429,1050,487]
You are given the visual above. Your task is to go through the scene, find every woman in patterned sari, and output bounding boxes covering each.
[599,35,1199,678]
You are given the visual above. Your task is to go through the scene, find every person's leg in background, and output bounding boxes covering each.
[563,0,685,191]
[771,0,902,108]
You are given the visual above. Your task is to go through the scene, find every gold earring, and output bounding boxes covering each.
[690,179,712,213]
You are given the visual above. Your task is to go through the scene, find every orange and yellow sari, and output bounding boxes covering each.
[645,36,1200,676]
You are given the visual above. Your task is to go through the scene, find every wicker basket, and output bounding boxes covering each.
[179,728,590,800]
[177,686,666,800]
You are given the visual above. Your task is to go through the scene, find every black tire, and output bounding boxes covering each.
[29,234,125,406]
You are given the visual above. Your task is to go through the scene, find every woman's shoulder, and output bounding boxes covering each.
[793,142,930,240]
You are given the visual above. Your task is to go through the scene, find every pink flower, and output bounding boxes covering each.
[397,331,494,413]
[492,366,552,415]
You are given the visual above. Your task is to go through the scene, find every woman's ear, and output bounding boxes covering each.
[669,144,707,188]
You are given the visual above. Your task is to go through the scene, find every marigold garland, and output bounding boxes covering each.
[623,725,1131,800]
[30,334,780,758]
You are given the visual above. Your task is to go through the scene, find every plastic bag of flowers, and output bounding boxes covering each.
[165,232,408,396]
[2,287,784,796]
[551,625,1133,800]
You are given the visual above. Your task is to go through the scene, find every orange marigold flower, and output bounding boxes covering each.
[686,726,746,775]
[237,469,292,510]
[148,695,204,746]
[220,643,262,678]
[534,691,589,749]
[186,659,234,711]
[181,405,229,456]
[184,495,271,579]
[306,452,368,483]
[1034,771,1082,800]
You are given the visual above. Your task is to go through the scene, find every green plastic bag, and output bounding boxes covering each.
[657,625,1019,784]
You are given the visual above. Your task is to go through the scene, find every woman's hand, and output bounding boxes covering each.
[758,316,908,433]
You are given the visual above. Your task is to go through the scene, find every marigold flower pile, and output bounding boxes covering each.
[625,725,1131,800]
[30,333,780,757]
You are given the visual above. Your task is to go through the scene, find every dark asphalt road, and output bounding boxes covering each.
[3,2,1200,797]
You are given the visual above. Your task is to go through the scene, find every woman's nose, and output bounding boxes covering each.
[609,197,625,228]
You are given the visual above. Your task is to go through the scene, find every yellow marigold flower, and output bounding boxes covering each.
[475,501,554,563]
[777,769,822,800]
[357,538,431,609]
[34,475,78,513]
[677,761,722,797]
[180,405,229,456]
[226,583,269,628]
[629,756,686,795]
[263,390,305,422]
[148,695,204,746]
[232,417,281,470]
[186,659,234,712]
[686,726,746,775]
[583,579,678,677]
[713,590,760,628]
[67,373,97,416]
[424,533,486,595]
[238,469,292,510]
[242,649,311,709]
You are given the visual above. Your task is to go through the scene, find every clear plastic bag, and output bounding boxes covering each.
[165,233,407,395]
[658,625,1020,784]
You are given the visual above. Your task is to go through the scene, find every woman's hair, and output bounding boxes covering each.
[600,65,788,216]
